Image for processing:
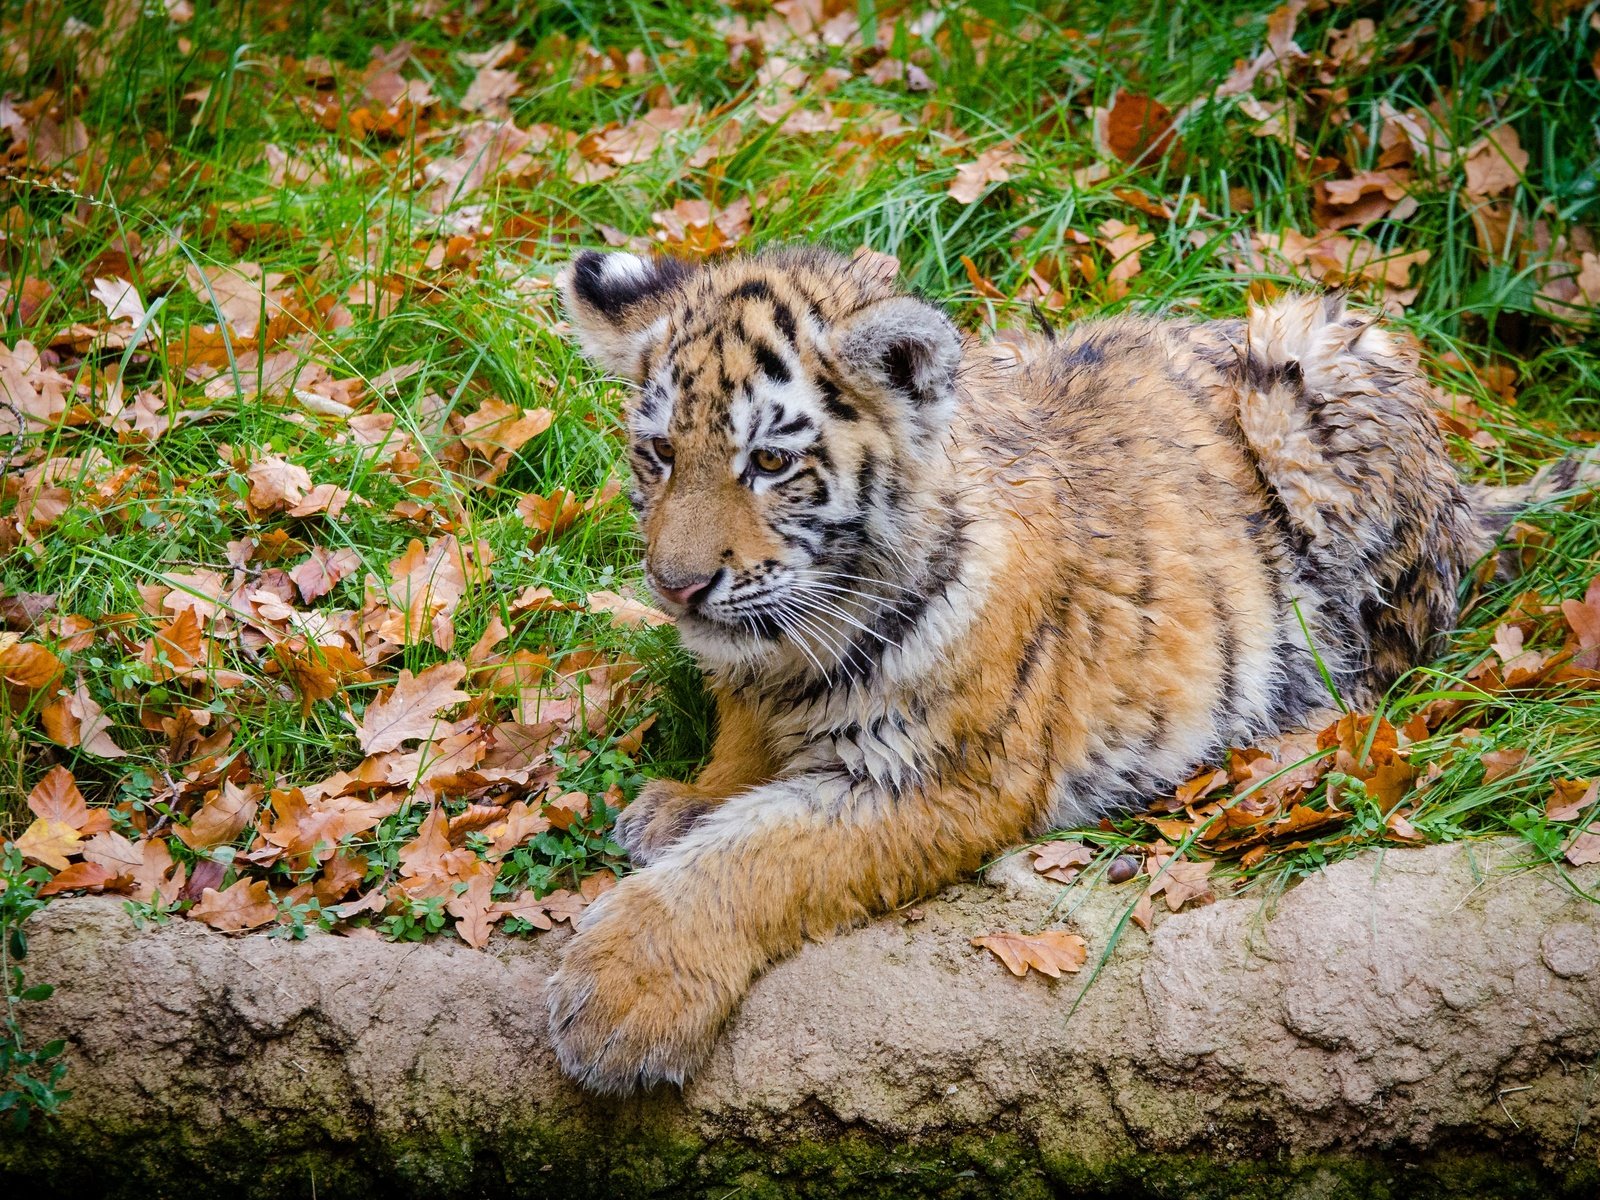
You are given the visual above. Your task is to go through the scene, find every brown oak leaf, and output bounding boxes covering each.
[948,144,1023,205]
[1101,90,1177,166]
[971,930,1088,979]
[39,678,127,758]
[1548,779,1597,823]
[26,766,111,834]
[0,640,63,707]
[459,396,553,456]
[1029,841,1094,884]
[1148,859,1215,912]
[141,608,204,681]
[246,454,314,513]
[445,860,500,949]
[15,819,82,871]
[290,547,363,603]
[39,861,115,897]
[191,877,278,932]
[1480,747,1528,785]
[1564,832,1600,868]
[586,590,673,628]
[356,662,469,753]
[176,779,262,850]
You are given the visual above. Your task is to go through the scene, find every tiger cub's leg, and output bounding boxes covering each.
[548,771,1032,1094]
[612,694,775,865]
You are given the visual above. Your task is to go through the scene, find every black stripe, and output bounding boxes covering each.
[855,452,879,505]
[772,300,797,344]
[774,465,819,491]
[1059,337,1105,368]
[752,340,792,384]
[771,413,815,438]
[1011,614,1061,701]
[817,375,859,421]
[728,279,773,304]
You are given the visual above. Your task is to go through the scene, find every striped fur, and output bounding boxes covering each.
[547,246,1520,1095]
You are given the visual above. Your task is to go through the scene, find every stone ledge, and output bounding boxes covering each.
[2,839,1597,1199]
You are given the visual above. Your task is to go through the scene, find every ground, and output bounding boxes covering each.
[1,0,1599,1150]
[5,840,1600,1198]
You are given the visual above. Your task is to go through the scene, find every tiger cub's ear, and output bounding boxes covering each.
[830,295,963,447]
[558,250,697,381]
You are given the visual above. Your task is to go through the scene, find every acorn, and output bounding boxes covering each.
[1107,854,1141,884]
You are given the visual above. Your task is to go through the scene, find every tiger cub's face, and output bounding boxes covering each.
[560,247,963,666]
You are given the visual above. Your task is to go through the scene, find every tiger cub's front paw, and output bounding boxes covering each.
[613,779,714,865]
[546,878,736,1095]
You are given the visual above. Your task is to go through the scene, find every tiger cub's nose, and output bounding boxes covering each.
[652,570,717,609]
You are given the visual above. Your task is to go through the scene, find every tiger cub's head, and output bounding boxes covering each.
[560,246,963,667]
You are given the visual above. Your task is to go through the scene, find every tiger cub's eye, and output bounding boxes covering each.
[751,448,791,474]
[649,437,675,462]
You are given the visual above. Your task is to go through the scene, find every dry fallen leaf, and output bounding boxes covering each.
[397,806,460,881]
[586,589,673,628]
[960,254,1006,300]
[290,546,363,603]
[1562,577,1600,651]
[141,607,205,681]
[1462,125,1529,198]
[490,886,586,929]
[1480,747,1528,785]
[247,454,314,513]
[1147,859,1215,912]
[1385,810,1423,843]
[1131,889,1155,932]
[445,861,500,948]
[184,261,290,339]
[39,678,128,758]
[1564,832,1600,868]
[356,662,470,753]
[0,640,64,707]
[971,929,1088,979]
[458,396,553,457]
[26,765,112,834]
[89,275,160,345]
[1029,840,1094,883]
[14,818,82,871]
[130,838,187,904]
[258,789,398,865]
[544,790,591,831]
[1096,219,1155,300]
[39,861,115,897]
[948,145,1023,205]
[460,65,521,117]
[379,535,480,651]
[176,779,261,850]
[190,877,278,932]
[81,830,143,877]
[1548,779,1597,823]
[1100,90,1177,166]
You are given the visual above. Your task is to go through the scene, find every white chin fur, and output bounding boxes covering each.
[675,618,785,670]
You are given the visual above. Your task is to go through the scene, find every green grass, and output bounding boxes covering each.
[1,0,1598,921]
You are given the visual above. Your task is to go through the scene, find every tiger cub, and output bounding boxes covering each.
[546,245,1526,1095]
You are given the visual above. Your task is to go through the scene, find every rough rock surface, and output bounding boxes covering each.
[3,839,1598,1199]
